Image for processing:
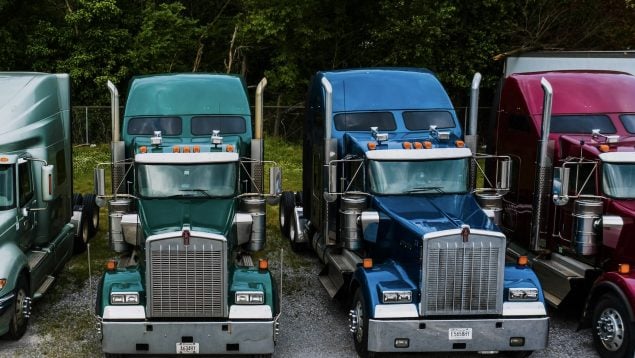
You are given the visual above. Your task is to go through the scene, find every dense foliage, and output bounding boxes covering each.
[1,0,634,106]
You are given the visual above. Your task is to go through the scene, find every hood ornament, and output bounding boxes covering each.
[461,224,470,243]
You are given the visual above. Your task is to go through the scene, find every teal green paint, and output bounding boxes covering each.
[230,267,278,314]
[137,198,235,237]
[98,267,145,315]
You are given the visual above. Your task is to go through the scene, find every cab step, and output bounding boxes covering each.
[531,253,593,307]
[27,250,47,270]
[33,275,55,299]
[318,249,361,299]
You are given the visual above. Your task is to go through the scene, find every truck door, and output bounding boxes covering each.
[16,159,36,251]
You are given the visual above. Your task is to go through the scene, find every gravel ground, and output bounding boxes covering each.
[0,246,600,358]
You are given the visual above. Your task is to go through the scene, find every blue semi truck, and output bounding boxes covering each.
[279,68,549,356]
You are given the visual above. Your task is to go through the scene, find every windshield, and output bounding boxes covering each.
[603,162,635,199]
[0,165,14,210]
[136,162,237,198]
[368,158,469,195]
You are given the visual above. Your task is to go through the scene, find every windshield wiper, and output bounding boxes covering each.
[407,186,445,194]
[179,188,212,197]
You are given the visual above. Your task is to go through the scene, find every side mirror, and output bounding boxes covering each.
[269,166,282,196]
[41,165,55,202]
[552,167,570,206]
[497,159,511,191]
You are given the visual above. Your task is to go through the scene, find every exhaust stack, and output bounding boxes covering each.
[530,78,554,252]
[466,73,481,190]
[107,81,126,195]
[251,78,267,192]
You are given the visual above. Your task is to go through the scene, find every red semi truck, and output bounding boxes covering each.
[489,52,635,358]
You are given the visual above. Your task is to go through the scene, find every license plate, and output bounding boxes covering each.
[449,328,472,340]
[176,342,199,354]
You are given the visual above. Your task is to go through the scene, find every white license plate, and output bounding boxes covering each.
[449,328,472,340]
[176,342,199,354]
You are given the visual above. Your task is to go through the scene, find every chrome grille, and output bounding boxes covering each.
[421,231,504,316]
[147,234,227,318]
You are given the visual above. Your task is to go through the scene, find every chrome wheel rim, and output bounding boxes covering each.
[596,307,625,351]
[354,299,364,343]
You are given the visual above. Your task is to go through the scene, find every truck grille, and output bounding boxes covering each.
[147,233,227,318]
[421,230,504,316]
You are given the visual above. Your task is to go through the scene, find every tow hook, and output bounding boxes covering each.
[23,297,32,318]
[349,309,358,334]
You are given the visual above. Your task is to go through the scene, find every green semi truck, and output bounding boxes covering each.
[95,74,281,357]
[0,73,98,340]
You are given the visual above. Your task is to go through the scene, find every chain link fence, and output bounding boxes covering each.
[71,105,491,145]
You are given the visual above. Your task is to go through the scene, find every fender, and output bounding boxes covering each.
[351,259,418,318]
[582,272,635,326]
[503,264,546,304]
[230,267,278,315]
[0,240,29,296]
[97,267,144,316]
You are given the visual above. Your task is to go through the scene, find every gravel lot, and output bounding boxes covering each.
[0,242,600,358]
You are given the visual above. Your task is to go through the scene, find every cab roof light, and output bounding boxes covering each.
[259,259,269,270]
[402,142,412,149]
[106,259,117,271]
[455,140,465,148]
[139,146,147,153]
[363,258,373,269]
[423,141,433,149]
[226,144,234,152]
[517,256,528,267]
[618,263,630,274]
[183,146,191,153]
[367,142,377,150]
[599,144,609,153]
[193,145,201,153]
[172,145,180,153]
[0,157,8,162]
[414,141,423,149]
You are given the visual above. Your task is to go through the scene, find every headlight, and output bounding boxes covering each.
[235,291,264,305]
[382,290,412,304]
[110,292,140,305]
[508,288,538,301]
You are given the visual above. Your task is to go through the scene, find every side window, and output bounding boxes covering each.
[18,162,34,207]
[568,163,597,196]
[508,115,532,133]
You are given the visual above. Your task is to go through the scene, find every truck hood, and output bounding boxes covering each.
[608,199,635,217]
[373,194,496,237]
[138,198,234,237]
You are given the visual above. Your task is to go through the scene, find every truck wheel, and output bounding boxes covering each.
[592,294,635,358]
[83,193,100,237]
[351,288,374,358]
[6,276,29,340]
[72,192,83,207]
[279,191,295,239]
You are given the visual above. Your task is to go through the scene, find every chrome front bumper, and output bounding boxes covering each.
[367,316,549,353]
[100,305,278,355]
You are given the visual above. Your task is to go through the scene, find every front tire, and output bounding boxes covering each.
[351,288,374,358]
[592,293,635,358]
[6,275,29,340]
[83,193,100,237]
[278,191,295,239]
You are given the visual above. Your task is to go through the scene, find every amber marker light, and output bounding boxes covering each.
[172,145,180,153]
[139,146,147,153]
[455,140,465,148]
[183,146,191,153]
[423,141,433,149]
[259,259,269,270]
[599,144,610,152]
[0,278,6,289]
[367,142,377,150]
[226,144,234,152]
[193,145,200,153]
[363,258,373,269]
[517,256,528,266]
[414,141,423,149]
[618,263,630,274]
[0,157,8,162]
[402,142,412,149]
[106,259,117,271]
